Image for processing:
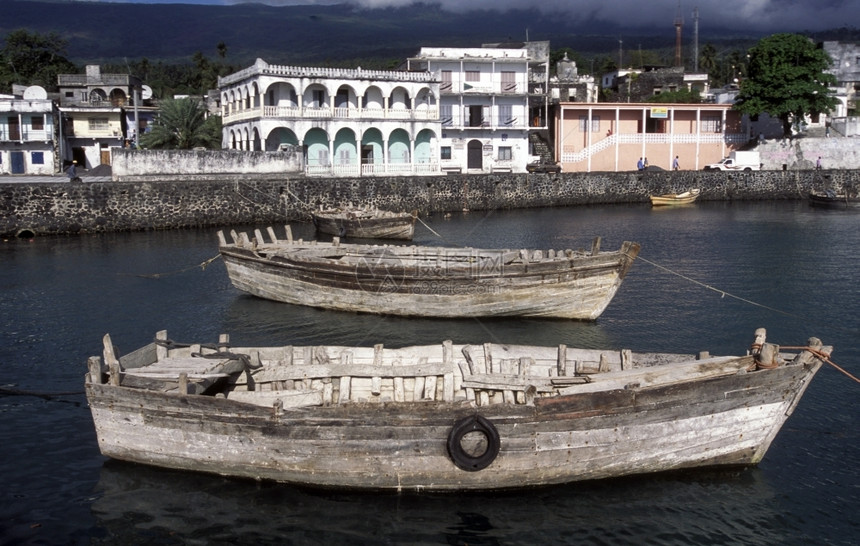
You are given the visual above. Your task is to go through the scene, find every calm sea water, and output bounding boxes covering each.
[1,202,857,545]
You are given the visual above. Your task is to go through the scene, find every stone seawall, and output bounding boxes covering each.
[2,170,857,237]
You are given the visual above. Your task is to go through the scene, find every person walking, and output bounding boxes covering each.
[672,156,680,171]
[816,156,822,170]
[66,161,81,183]
[637,157,644,171]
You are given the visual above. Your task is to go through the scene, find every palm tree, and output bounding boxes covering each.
[139,97,220,150]
[699,43,717,76]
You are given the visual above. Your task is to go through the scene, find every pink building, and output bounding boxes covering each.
[555,102,747,172]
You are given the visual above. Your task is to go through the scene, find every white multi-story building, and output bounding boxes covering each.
[406,42,550,173]
[218,59,440,177]
[57,65,149,168]
[0,87,57,175]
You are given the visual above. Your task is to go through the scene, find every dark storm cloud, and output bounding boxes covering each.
[101,0,860,32]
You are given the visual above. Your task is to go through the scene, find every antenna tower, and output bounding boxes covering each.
[693,7,699,72]
[674,1,684,67]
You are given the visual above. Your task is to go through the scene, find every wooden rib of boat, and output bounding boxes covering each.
[650,188,701,206]
[217,226,641,320]
[312,207,417,240]
[85,327,829,491]
[808,190,860,209]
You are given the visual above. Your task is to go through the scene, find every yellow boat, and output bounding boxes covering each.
[650,188,701,206]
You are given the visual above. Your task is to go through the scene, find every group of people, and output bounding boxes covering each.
[638,156,681,171]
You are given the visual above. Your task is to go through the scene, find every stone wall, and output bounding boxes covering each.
[2,170,858,238]
[758,136,860,170]
[111,148,303,177]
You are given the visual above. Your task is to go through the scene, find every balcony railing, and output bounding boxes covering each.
[305,161,441,177]
[224,105,439,123]
[0,128,52,141]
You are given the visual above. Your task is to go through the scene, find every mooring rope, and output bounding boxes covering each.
[0,387,84,399]
[414,215,446,240]
[125,254,221,279]
[636,255,801,319]
[779,346,860,384]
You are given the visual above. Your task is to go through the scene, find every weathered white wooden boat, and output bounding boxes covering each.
[217,226,640,320]
[808,190,860,209]
[650,188,701,206]
[312,207,417,240]
[85,328,829,491]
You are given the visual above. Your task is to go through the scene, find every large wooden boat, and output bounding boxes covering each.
[312,207,417,240]
[217,226,640,320]
[808,190,860,209]
[649,188,701,206]
[85,328,830,491]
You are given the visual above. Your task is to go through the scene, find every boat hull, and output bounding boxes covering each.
[312,211,416,240]
[650,189,701,206]
[808,192,860,209]
[219,229,640,320]
[86,358,821,491]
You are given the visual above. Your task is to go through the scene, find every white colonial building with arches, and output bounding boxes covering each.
[218,59,442,176]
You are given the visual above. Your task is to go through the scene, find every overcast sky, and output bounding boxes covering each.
[88,0,859,32]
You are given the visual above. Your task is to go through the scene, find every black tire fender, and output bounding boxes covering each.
[447,414,500,471]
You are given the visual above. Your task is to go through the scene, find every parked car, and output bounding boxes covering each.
[526,161,561,173]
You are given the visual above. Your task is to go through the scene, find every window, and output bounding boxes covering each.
[499,104,513,125]
[702,116,722,133]
[465,70,480,82]
[501,71,516,92]
[31,152,44,164]
[578,115,600,132]
[440,104,452,126]
[89,118,109,132]
[31,115,44,131]
[441,70,453,92]
[498,147,512,161]
[65,91,74,98]
[440,146,452,160]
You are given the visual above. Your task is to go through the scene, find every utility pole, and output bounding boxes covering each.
[618,39,623,68]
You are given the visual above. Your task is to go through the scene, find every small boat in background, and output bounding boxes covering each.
[85,328,830,491]
[312,207,417,240]
[808,190,860,209]
[650,188,701,206]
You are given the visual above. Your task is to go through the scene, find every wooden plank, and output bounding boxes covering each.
[424,375,437,401]
[227,388,323,408]
[557,344,567,376]
[155,330,168,361]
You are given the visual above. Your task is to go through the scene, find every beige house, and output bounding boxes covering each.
[555,102,747,172]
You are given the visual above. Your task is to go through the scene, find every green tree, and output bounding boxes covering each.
[0,29,77,92]
[735,33,838,137]
[139,97,220,150]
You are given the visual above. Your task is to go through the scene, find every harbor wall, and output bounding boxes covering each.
[2,169,858,237]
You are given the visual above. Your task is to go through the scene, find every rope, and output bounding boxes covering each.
[779,346,860,384]
[636,255,801,319]
[126,254,221,279]
[282,186,315,212]
[0,387,84,399]
[415,215,446,240]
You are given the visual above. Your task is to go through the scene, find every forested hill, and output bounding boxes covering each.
[3,0,774,68]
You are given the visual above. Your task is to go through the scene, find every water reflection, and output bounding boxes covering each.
[222,294,616,349]
[91,460,791,546]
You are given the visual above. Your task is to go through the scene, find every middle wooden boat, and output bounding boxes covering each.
[218,226,641,320]
[312,207,417,240]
